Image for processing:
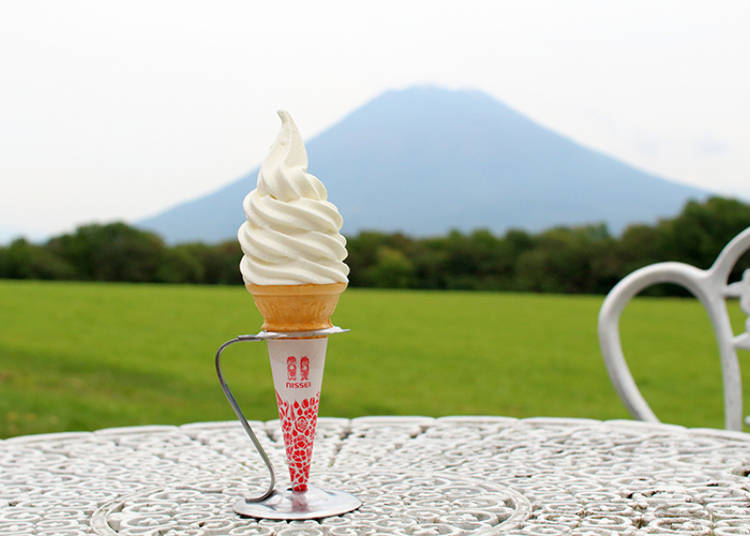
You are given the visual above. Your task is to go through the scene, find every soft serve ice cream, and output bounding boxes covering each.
[233,112,353,494]
[238,111,349,286]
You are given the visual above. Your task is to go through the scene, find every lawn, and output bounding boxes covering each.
[1,279,748,438]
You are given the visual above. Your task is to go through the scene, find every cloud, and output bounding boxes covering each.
[633,133,662,158]
[695,136,730,156]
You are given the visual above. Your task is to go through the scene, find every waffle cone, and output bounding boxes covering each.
[247,282,346,332]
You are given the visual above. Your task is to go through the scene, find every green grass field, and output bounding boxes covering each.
[1,280,748,438]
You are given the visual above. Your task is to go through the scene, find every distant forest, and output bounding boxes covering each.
[2,197,749,295]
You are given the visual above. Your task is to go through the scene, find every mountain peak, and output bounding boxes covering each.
[139,85,709,244]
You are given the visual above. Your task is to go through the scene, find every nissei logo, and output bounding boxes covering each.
[286,356,311,388]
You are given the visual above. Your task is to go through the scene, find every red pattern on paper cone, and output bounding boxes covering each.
[275,390,320,492]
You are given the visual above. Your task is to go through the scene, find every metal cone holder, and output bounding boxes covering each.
[215,326,361,520]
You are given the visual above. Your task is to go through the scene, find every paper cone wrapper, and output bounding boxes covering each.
[267,337,328,492]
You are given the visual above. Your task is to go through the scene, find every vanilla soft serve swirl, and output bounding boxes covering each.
[238,111,349,285]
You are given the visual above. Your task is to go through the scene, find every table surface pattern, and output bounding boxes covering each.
[2,416,750,535]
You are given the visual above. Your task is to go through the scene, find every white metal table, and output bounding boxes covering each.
[2,416,750,535]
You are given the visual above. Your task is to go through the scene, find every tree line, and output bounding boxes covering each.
[1,196,749,294]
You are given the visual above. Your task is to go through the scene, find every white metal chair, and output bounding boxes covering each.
[598,227,750,430]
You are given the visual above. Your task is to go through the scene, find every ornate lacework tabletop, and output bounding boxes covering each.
[2,416,750,535]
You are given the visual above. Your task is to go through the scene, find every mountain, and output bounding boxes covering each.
[138,86,710,243]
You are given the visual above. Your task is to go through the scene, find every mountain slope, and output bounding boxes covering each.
[138,86,709,243]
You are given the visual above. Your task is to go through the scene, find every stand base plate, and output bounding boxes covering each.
[234,485,361,520]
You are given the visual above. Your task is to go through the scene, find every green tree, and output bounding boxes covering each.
[346,231,416,288]
[46,222,165,282]
[362,246,415,288]
[3,196,747,295]
[668,197,750,275]
[162,242,240,284]
[516,224,614,294]
[210,241,244,285]
[157,245,205,283]
[0,238,75,280]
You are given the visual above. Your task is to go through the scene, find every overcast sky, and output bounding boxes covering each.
[1,0,748,242]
